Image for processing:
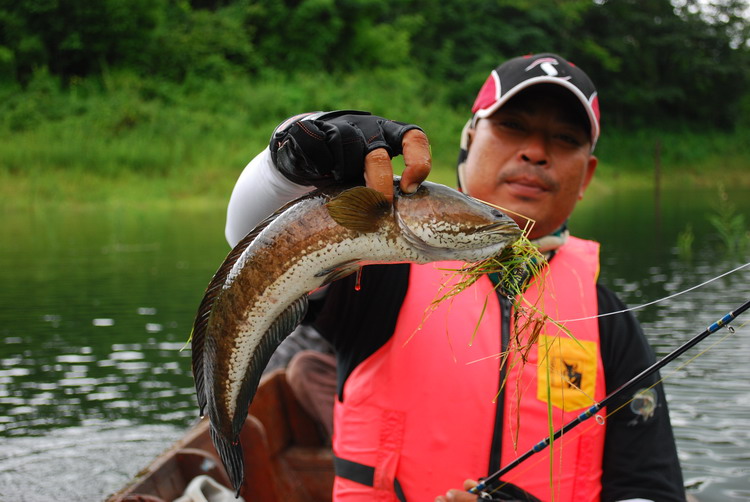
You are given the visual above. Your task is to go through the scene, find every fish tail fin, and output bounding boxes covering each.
[209,424,245,497]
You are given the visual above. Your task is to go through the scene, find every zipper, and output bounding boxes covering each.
[488,293,512,475]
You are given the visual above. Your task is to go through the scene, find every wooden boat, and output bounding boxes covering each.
[107,369,334,502]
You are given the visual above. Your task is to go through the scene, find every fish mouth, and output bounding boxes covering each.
[475,222,523,252]
[478,221,522,236]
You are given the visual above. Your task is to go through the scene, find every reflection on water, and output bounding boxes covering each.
[0,203,227,499]
[0,334,194,435]
[0,422,183,502]
[620,261,750,500]
[573,186,750,501]
[0,205,223,435]
[1,187,749,501]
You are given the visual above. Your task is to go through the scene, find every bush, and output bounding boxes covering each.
[142,4,259,82]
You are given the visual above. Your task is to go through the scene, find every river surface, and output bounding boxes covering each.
[1,185,749,501]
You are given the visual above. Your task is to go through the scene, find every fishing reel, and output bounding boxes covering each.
[472,479,542,502]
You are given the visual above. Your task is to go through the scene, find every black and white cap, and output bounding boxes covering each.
[471,53,600,148]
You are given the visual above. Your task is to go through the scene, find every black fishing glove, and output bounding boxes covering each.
[269,110,423,187]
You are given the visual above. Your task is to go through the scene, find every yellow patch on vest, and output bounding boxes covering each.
[537,335,598,412]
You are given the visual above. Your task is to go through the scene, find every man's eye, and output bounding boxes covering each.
[497,120,524,131]
[555,133,583,146]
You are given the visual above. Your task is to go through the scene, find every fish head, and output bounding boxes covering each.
[394,180,523,263]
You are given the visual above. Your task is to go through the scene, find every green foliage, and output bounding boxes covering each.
[0,0,162,84]
[577,0,750,128]
[1,0,748,128]
[708,184,750,255]
[242,0,419,72]
[0,68,463,186]
[0,67,66,131]
[142,3,259,81]
[1,0,750,201]
[2,67,748,211]
[676,224,694,261]
[402,0,595,107]
[593,124,750,175]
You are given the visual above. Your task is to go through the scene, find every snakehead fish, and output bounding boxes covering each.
[190,180,522,495]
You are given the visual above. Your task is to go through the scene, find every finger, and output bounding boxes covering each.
[400,128,431,194]
[364,148,396,203]
[440,489,478,501]
[462,479,479,491]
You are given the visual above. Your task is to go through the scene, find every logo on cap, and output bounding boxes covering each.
[526,57,560,77]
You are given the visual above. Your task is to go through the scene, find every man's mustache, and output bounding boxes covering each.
[497,165,559,192]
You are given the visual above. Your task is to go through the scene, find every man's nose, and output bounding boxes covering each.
[519,134,548,166]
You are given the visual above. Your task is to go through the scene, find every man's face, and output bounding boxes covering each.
[461,87,598,239]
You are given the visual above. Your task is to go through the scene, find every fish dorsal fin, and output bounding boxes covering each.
[326,186,391,232]
[191,195,307,416]
[191,224,267,416]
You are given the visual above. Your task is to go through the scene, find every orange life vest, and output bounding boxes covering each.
[332,237,606,501]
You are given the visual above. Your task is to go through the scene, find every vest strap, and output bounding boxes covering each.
[333,455,407,502]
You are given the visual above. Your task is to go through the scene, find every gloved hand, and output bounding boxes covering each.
[269,110,431,201]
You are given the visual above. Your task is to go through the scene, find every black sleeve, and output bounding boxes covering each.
[597,284,686,502]
[311,263,410,400]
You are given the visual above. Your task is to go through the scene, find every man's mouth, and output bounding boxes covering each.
[504,176,550,198]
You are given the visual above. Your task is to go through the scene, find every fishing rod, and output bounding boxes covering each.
[470,298,750,497]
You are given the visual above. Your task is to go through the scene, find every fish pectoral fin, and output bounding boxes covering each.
[265,295,309,347]
[315,259,361,285]
[325,186,391,232]
[232,295,309,438]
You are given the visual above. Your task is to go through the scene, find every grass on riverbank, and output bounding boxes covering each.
[1,69,748,209]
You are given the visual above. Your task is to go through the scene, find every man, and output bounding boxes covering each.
[225,53,685,501]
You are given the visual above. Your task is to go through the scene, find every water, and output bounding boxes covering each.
[0,204,228,501]
[572,186,750,500]
[1,186,749,501]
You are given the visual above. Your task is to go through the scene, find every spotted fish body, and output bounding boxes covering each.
[191,180,522,495]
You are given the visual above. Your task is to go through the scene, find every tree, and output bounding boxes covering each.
[0,0,161,84]
[576,0,749,128]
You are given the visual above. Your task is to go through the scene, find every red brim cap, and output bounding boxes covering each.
[471,53,600,150]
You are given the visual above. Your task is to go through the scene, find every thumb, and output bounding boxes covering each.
[364,148,396,203]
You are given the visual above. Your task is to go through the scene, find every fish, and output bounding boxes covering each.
[190,179,522,495]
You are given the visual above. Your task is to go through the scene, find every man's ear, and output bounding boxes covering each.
[578,155,598,200]
[457,123,476,192]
